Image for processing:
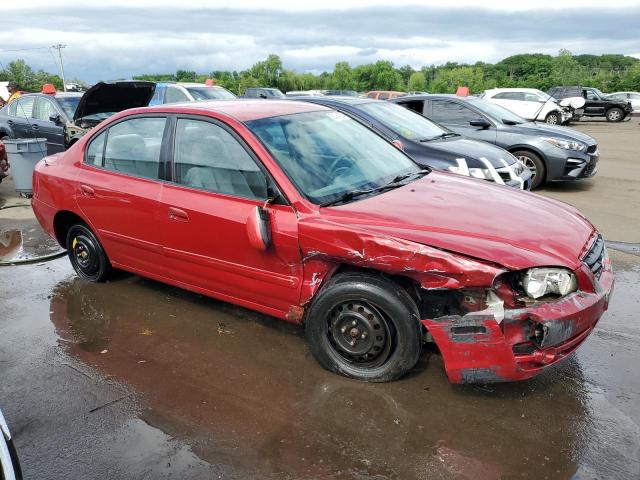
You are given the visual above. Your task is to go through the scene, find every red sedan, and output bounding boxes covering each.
[32,100,613,383]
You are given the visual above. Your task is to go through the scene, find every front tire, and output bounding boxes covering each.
[514,150,546,189]
[545,112,560,125]
[66,224,112,282]
[305,272,422,382]
[606,107,623,122]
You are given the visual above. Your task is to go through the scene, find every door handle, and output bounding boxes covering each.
[6,120,13,125]
[80,184,95,197]
[31,125,39,130]
[168,207,189,222]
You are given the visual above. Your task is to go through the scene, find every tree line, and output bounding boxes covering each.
[2,50,639,96]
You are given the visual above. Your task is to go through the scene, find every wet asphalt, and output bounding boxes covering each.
[0,225,639,479]
[2,120,640,479]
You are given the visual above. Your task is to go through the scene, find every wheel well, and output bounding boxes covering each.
[0,129,10,139]
[53,210,87,247]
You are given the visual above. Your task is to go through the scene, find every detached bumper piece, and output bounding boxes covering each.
[422,242,613,384]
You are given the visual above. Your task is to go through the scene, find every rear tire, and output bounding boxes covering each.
[66,223,112,282]
[513,150,546,189]
[305,272,422,382]
[606,107,623,122]
[545,112,560,125]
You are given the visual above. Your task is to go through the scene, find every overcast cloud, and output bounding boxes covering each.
[2,1,639,82]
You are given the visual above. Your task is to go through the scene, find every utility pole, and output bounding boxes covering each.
[51,44,67,92]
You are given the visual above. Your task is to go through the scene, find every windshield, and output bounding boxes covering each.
[265,89,285,98]
[468,98,528,124]
[247,110,420,205]
[56,96,81,118]
[537,91,553,102]
[187,87,236,100]
[357,101,449,141]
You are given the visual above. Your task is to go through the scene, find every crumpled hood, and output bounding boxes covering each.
[511,122,596,146]
[426,137,517,168]
[321,172,595,271]
[74,81,156,122]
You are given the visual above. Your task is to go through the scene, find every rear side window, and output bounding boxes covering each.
[86,131,106,166]
[164,86,189,104]
[102,117,166,179]
[14,96,36,118]
[430,100,477,125]
[494,92,523,100]
[173,118,267,200]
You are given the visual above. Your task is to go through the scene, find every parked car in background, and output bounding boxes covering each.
[32,100,613,384]
[364,91,406,100]
[148,82,236,105]
[0,81,155,154]
[0,408,22,480]
[482,88,570,125]
[298,96,531,189]
[548,86,633,122]
[393,94,599,189]
[323,90,358,97]
[605,91,640,113]
[285,90,324,97]
[242,87,285,99]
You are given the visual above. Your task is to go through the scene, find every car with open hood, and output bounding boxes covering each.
[0,81,155,155]
[31,100,613,384]
[393,94,599,189]
[148,82,236,105]
[297,96,532,189]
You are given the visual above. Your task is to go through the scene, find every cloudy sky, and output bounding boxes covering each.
[2,0,640,82]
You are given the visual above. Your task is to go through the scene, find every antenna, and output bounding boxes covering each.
[51,44,67,92]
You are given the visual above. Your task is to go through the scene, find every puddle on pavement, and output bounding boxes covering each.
[0,216,64,263]
[46,254,640,480]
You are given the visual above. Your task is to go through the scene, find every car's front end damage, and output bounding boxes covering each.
[298,173,614,383]
[419,233,613,383]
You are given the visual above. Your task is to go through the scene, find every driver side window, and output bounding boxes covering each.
[173,118,268,200]
[430,100,477,125]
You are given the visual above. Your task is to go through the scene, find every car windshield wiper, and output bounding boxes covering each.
[418,132,458,142]
[321,170,430,207]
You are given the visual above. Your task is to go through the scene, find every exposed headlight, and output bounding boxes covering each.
[522,268,578,299]
[543,137,586,152]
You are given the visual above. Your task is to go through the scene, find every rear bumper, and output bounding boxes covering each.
[31,196,59,242]
[422,261,614,384]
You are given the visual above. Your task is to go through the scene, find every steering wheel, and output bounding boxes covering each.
[328,154,353,177]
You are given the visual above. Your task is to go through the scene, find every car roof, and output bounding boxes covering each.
[486,87,541,93]
[16,92,82,99]
[145,99,328,121]
[298,95,376,106]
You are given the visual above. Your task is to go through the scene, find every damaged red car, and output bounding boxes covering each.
[31,100,614,383]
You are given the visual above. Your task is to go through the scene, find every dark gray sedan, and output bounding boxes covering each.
[392,94,599,189]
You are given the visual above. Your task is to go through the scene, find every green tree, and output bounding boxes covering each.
[248,54,283,87]
[329,61,353,90]
[407,71,426,92]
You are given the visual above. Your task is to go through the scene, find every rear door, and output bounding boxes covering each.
[75,115,168,273]
[159,116,302,316]
[9,96,37,139]
[33,97,65,153]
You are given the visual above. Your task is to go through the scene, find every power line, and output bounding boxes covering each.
[0,46,51,53]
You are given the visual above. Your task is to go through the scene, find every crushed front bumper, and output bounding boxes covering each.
[421,259,614,384]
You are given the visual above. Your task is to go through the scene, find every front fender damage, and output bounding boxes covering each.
[296,217,505,318]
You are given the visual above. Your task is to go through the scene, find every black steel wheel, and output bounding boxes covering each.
[305,272,422,382]
[513,150,546,189]
[66,224,112,282]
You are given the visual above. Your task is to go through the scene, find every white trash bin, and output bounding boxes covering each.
[3,138,48,195]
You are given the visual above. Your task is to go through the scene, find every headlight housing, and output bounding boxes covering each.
[543,137,586,152]
[521,268,578,299]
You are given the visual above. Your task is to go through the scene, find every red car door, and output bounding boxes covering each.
[159,116,302,318]
[75,115,168,274]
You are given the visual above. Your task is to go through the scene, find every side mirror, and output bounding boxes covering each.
[469,118,491,129]
[49,113,62,124]
[246,205,272,251]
